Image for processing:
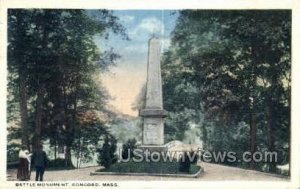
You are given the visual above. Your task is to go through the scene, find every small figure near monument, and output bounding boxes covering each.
[17,145,30,181]
[32,144,48,181]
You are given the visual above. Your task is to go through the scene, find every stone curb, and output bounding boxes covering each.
[90,167,203,178]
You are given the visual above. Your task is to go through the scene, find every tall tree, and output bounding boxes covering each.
[8,10,28,149]
[8,9,127,166]
[161,10,291,173]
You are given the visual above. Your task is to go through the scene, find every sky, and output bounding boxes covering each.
[95,10,178,117]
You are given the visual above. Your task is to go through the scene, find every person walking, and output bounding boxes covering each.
[32,144,48,181]
[17,145,30,180]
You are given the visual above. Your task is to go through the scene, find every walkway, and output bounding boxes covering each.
[7,163,288,181]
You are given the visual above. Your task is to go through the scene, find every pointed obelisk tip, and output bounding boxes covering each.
[150,31,159,39]
[149,36,160,46]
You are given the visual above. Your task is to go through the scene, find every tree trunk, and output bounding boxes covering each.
[249,112,257,169]
[61,82,74,168]
[54,135,57,161]
[19,73,30,150]
[64,146,73,167]
[201,123,208,150]
[287,83,291,176]
[266,104,276,173]
[33,86,44,151]
[15,11,30,151]
[33,11,50,151]
[249,45,258,170]
[266,71,279,173]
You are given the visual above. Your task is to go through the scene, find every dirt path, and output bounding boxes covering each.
[7,163,288,181]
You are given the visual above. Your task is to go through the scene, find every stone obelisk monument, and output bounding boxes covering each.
[139,37,167,149]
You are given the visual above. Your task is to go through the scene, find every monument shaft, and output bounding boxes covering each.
[140,38,166,146]
[145,38,163,109]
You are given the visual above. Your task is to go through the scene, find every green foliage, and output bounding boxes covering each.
[121,138,137,159]
[109,115,142,144]
[161,10,291,174]
[165,109,196,142]
[97,135,118,169]
[7,9,127,166]
[7,143,20,164]
[72,119,109,168]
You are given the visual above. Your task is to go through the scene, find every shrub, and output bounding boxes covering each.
[179,151,198,173]
[97,135,118,169]
[121,138,137,160]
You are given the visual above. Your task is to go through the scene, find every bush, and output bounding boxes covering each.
[97,160,201,174]
[7,143,21,162]
[121,138,137,160]
[97,135,118,169]
[179,151,198,173]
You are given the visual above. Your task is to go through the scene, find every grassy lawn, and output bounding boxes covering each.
[97,160,201,175]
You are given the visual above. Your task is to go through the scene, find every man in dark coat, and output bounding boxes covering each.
[32,144,48,181]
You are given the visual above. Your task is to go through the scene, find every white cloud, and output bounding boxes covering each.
[130,17,165,38]
[119,15,135,24]
[139,17,165,33]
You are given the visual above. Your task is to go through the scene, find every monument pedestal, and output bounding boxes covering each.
[139,109,167,146]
